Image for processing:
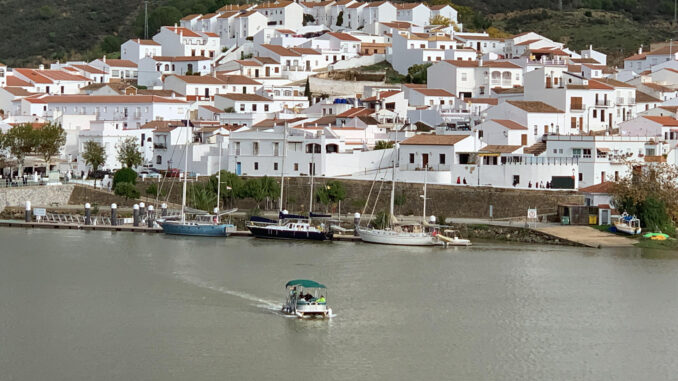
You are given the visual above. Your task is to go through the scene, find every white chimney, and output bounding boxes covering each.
[103,55,107,63]
[39,64,44,70]
[638,45,643,55]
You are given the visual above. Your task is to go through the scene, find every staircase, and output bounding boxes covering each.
[523,141,547,156]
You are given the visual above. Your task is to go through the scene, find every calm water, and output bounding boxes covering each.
[1,228,677,380]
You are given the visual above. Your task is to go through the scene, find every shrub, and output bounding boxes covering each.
[113,167,137,189]
[114,182,140,200]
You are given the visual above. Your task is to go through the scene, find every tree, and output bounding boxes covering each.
[36,122,66,165]
[406,63,432,84]
[82,141,106,173]
[114,182,140,200]
[303,14,315,26]
[336,11,344,26]
[189,182,217,211]
[611,163,678,235]
[1,124,37,176]
[209,170,243,207]
[374,140,394,150]
[113,167,137,190]
[315,180,346,211]
[148,6,183,35]
[116,137,143,168]
[430,15,452,26]
[487,26,512,38]
[243,176,280,208]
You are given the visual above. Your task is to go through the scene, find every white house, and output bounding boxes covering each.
[153,26,220,58]
[137,56,212,88]
[395,3,430,27]
[121,39,163,64]
[89,58,139,81]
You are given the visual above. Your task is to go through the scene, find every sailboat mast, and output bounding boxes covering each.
[215,133,222,220]
[181,121,190,224]
[278,122,287,212]
[423,166,428,223]
[309,146,314,223]
[389,127,397,221]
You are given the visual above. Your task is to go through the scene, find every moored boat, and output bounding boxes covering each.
[613,212,641,235]
[282,279,332,318]
[247,212,333,241]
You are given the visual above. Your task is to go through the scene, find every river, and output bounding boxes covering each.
[1,227,677,380]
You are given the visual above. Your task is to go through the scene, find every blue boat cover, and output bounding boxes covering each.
[279,211,308,220]
[250,216,277,224]
[310,212,331,218]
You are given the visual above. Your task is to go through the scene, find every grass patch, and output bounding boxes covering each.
[358,61,407,84]
[634,237,678,250]
[491,9,674,67]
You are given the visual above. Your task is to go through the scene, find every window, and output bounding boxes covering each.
[264,104,269,112]
[534,125,538,135]
[240,104,245,111]
[254,162,259,170]
[439,154,446,164]
[253,142,259,155]
[252,104,257,112]
[274,162,278,171]
[409,153,415,163]
[572,148,582,157]
[294,163,299,171]
[478,130,483,138]
[235,142,241,155]
[513,175,520,186]
[461,73,467,81]
[156,155,162,165]
[579,173,583,181]
[593,109,597,118]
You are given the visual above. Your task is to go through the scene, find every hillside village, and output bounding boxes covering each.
[1,0,678,204]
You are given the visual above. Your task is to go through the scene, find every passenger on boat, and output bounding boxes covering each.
[304,294,313,302]
[316,296,326,304]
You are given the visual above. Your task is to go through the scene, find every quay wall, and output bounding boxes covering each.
[0,185,75,212]
[138,177,585,219]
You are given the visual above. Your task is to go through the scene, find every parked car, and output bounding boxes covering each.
[138,169,162,179]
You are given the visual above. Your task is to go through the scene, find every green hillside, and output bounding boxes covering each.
[0,0,676,67]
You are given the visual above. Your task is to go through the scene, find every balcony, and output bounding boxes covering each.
[617,98,636,105]
[153,143,167,149]
[595,99,611,107]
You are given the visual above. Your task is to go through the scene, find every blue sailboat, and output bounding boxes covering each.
[160,124,235,237]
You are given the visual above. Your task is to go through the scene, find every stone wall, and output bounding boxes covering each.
[309,76,386,97]
[143,177,584,219]
[0,185,75,212]
[69,185,146,208]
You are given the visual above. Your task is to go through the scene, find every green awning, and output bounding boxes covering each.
[286,279,326,289]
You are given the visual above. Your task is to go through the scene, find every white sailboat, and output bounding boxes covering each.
[357,130,470,246]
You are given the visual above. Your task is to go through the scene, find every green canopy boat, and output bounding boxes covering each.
[282,279,331,318]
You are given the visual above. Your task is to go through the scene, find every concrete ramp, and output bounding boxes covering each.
[537,226,636,248]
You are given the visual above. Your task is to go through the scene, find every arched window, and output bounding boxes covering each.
[156,155,162,165]
[164,64,170,71]
[325,144,339,153]
[305,143,321,153]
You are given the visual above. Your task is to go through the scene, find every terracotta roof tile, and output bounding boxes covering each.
[491,119,527,130]
[401,134,469,146]
[507,100,563,113]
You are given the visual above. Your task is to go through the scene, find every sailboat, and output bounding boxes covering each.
[160,123,235,237]
[246,123,333,241]
[357,130,469,246]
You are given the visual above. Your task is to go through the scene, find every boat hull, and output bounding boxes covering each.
[357,228,439,246]
[613,222,642,235]
[247,225,332,241]
[160,221,234,237]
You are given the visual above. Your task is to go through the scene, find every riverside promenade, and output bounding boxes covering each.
[448,218,636,248]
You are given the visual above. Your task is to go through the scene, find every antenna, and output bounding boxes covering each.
[144,0,149,39]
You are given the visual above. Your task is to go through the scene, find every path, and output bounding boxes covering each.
[537,226,636,248]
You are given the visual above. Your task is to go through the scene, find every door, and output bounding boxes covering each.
[601,209,609,225]
[521,134,527,145]
[204,88,209,98]
[255,69,259,77]
[422,153,429,168]
[306,60,310,71]
[265,66,270,76]
[236,162,242,175]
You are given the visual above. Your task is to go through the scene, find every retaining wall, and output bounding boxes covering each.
[0,185,75,212]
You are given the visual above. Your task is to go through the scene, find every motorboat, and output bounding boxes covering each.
[282,279,332,318]
[438,229,472,246]
[613,212,641,235]
[247,212,333,241]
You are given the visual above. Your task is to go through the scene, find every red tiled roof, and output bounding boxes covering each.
[466,98,498,105]
[6,76,34,87]
[442,60,479,67]
[361,90,401,101]
[72,64,107,74]
[413,88,454,97]
[219,93,271,101]
[152,56,211,62]
[326,32,361,42]
[579,181,614,194]
[492,119,527,130]
[165,26,202,38]
[99,59,137,68]
[260,44,301,57]
[336,107,373,117]
[642,116,678,126]
[507,100,563,113]
[401,134,469,146]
